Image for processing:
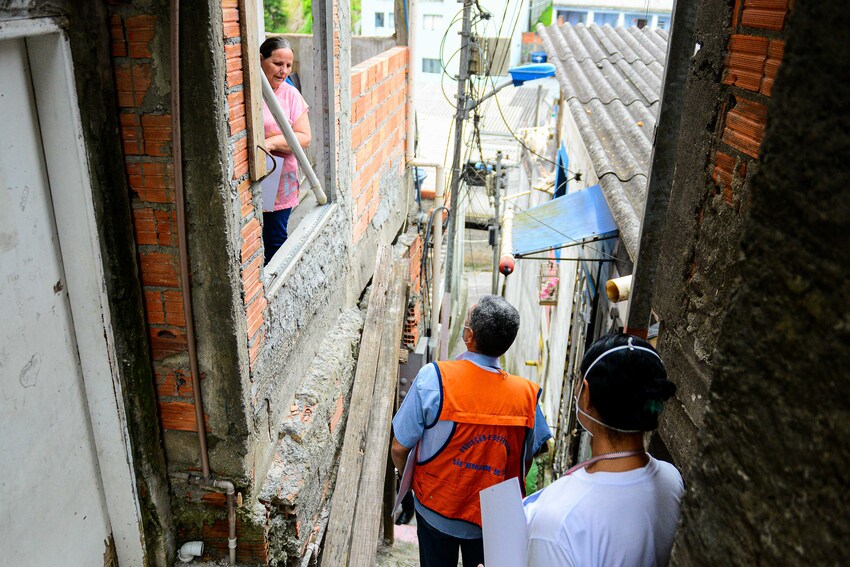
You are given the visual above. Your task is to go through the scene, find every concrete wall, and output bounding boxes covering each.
[651,0,788,473]
[670,2,850,563]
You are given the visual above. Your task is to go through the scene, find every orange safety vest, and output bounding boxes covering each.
[412,360,540,527]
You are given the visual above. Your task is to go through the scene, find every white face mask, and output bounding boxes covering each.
[574,379,641,436]
[574,338,664,435]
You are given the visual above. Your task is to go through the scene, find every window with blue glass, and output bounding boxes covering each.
[557,10,587,25]
[656,15,671,30]
[422,58,442,73]
[593,12,619,27]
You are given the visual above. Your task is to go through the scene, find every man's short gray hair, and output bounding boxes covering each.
[468,295,520,357]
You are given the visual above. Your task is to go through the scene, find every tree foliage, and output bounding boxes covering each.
[264,0,289,33]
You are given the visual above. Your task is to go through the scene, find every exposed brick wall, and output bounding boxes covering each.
[350,47,408,242]
[713,0,790,205]
[110,2,268,562]
[403,235,423,348]
[108,5,210,435]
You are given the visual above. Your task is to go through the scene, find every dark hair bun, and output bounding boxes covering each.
[580,333,676,432]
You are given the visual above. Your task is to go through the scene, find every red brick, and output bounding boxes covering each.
[149,326,188,360]
[229,116,247,135]
[110,14,127,57]
[163,290,186,326]
[158,401,209,432]
[155,366,193,398]
[247,296,267,337]
[226,54,243,74]
[139,251,180,287]
[224,21,240,39]
[127,25,154,58]
[741,4,787,30]
[329,395,344,433]
[144,289,166,324]
[722,98,768,158]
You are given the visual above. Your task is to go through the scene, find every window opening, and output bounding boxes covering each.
[423,14,443,31]
[422,58,442,73]
[252,4,337,285]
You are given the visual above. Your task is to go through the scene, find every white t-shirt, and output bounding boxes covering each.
[524,456,684,567]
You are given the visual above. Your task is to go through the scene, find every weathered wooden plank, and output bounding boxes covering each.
[348,259,409,566]
[239,0,268,180]
[321,245,393,567]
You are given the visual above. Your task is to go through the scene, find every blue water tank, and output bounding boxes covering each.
[530,51,548,63]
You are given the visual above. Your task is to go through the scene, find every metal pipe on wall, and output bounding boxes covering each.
[170,1,237,562]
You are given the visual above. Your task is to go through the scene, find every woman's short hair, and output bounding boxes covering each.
[580,333,676,432]
[260,36,292,59]
[468,295,520,357]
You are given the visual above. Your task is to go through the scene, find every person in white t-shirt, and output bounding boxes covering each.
[524,333,683,567]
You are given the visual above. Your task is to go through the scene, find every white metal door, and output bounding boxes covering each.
[0,37,116,565]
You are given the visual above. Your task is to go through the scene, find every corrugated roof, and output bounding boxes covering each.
[536,22,669,259]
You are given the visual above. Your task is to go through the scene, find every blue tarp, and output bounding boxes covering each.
[511,184,617,256]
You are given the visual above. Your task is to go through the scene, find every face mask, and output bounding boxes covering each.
[574,337,664,435]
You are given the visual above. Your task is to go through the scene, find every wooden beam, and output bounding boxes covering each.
[321,245,394,566]
[348,259,409,566]
[239,0,268,180]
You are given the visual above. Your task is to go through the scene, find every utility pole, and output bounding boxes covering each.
[491,150,503,294]
[443,0,474,324]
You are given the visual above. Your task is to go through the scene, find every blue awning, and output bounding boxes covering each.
[511,184,617,256]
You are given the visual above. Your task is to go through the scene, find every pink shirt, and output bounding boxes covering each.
[262,82,309,211]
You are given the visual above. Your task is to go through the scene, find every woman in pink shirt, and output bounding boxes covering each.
[260,37,311,264]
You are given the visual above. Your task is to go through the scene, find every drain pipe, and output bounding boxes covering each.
[170,1,236,563]
[402,0,417,233]
[169,0,209,482]
[172,473,237,565]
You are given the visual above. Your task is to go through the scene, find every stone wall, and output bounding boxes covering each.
[670,1,850,562]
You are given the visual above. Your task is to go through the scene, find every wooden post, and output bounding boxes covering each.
[348,260,408,566]
[321,246,398,566]
[239,0,268,180]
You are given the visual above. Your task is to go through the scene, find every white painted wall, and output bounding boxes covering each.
[0,25,144,566]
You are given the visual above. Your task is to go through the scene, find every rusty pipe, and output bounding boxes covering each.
[170,1,236,563]
[169,0,209,481]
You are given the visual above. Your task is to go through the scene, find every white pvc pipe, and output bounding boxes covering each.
[406,0,417,162]
[177,541,204,562]
[606,275,632,303]
[260,72,328,205]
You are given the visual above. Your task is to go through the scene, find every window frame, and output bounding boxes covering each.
[247,0,338,291]
[421,57,442,73]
